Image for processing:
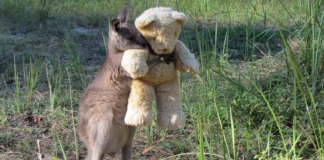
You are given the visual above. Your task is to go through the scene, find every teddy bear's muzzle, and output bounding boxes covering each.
[154,46,176,54]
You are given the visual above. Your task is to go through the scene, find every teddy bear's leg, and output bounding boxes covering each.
[155,77,185,130]
[124,79,155,126]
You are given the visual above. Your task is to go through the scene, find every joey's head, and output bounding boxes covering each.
[108,3,147,52]
[135,7,188,54]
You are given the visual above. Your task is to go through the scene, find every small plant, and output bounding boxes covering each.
[64,38,86,89]
[38,0,50,26]
[46,60,64,111]
[22,56,44,111]
[13,56,21,113]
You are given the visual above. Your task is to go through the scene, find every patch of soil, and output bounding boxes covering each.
[0,110,200,160]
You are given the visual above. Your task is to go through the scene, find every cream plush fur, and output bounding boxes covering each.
[122,7,199,130]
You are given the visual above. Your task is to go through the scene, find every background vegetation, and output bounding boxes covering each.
[0,0,323,159]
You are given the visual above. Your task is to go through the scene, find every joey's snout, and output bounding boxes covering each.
[135,34,147,48]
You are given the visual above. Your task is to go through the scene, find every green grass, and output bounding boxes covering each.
[0,0,323,159]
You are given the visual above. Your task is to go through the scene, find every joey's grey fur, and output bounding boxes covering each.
[77,4,147,160]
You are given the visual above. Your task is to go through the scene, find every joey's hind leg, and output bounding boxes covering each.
[86,117,109,160]
[121,126,136,160]
[84,146,92,160]
[90,151,104,160]
[156,77,185,130]
[88,141,104,160]
[124,80,155,126]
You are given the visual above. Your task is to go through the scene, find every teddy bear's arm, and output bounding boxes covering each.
[121,49,149,78]
[174,40,199,75]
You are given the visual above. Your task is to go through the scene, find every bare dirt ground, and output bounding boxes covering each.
[0,111,199,160]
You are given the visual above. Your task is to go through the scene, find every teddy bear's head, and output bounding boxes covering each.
[135,7,188,54]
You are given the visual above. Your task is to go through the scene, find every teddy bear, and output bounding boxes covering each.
[121,7,199,130]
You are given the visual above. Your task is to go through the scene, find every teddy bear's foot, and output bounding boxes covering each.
[157,110,185,130]
[124,109,152,126]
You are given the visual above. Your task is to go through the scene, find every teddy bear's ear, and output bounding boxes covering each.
[135,14,156,29]
[172,12,188,25]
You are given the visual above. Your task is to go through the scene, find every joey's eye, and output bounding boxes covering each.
[119,28,132,38]
[128,36,135,41]
[174,32,177,37]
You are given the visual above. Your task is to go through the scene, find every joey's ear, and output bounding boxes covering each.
[135,14,156,30]
[172,12,188,25]
[117,3,130,22]
[111,19,120,32]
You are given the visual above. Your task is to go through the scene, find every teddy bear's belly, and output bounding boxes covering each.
[139,62,177,86]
